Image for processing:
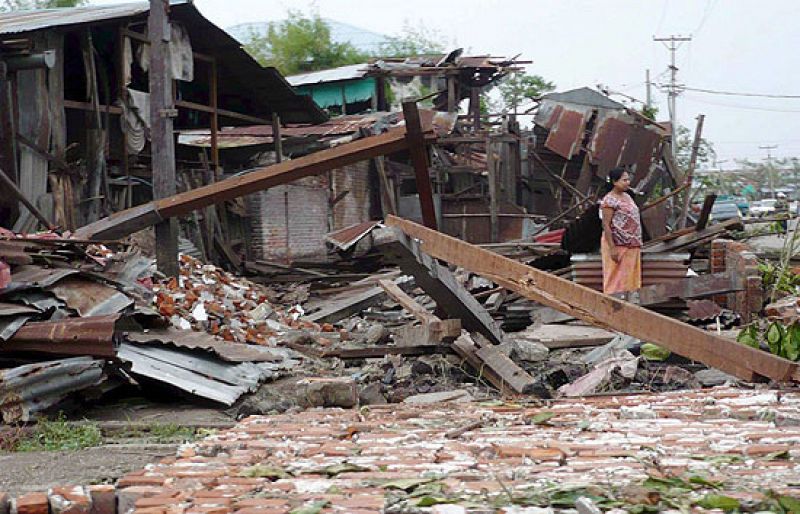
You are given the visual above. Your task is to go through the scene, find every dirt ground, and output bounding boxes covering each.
[0,393,235,496]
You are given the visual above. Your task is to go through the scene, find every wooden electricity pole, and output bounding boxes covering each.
[678,114,705,229]
[149,0,178,276]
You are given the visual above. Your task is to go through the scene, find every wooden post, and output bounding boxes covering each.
[678,114,705,229]
[402,101,437,229]
[487,136,499,243]
[271,113,283,163]
[374,156,396,216]
[0,62,20,223]
[470,87,480,132]
[149,0,178,276]
[209,58,220,178]
[447,73,457,113]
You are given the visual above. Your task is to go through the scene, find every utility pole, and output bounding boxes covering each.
[678,113,705,229]
[645,69,652,111]
[653,35,691,160]
[149,0,179,276]
[759,144,778,198]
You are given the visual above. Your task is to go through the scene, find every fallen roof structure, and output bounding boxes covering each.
[384,215,800,383]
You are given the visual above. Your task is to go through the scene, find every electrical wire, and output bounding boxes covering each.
[681,86,800,99]
[682,94,800,113]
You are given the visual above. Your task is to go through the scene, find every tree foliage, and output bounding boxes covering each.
[1,0,84,10]
[379,21,447,57]
[244,9,367,75]
[498,73,555,113]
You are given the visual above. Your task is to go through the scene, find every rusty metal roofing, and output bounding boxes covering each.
[571,253,689,291]
[325,220,382,252]
[545,108,588,159]
[687,299,725,320]
[48,277,133,317]
[4,265,78,293]
[0,356,105,423]
[6,314,120,357]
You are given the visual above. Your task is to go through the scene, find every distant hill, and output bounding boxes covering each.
[226,18,391,55]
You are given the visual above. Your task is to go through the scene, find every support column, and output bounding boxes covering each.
[149,0,178,276]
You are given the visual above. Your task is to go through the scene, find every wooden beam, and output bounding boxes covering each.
[644,218,741,253]
[74,128,416,240]
[174,99,271,125]
[306,276,414,324]
[384,215,799,384]
[695,193,717,231]
[679,114,705,229]
[149,0,178,277]
[378,229,505,345]
[402,101,438,229]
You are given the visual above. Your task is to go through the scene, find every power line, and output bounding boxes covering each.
[653,34,692,159]
[682,94,800,113]
[682,86,800,99]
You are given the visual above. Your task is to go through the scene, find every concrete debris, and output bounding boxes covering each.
[403,389,473,404]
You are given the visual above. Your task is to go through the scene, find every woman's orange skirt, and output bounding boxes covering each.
[601,234,642,294]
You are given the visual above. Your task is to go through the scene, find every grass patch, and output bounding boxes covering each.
[145,423,197,443]
[15,414,102,452]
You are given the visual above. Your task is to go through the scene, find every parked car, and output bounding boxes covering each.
[710,201,743,222]
[750,198,777,217]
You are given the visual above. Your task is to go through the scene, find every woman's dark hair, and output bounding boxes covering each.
[600,167,629,195]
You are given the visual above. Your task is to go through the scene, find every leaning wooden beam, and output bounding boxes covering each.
[74,128,422,240]
[644,218,742,253]
[377,229,505,345]
[307,276,414,325]
[402,101,438,229]
[384,215,800,383]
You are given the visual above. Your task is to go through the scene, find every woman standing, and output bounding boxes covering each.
[600,167,642,294]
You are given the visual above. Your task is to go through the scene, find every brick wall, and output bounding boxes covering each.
[246,160,373,263]
[710,238,763,322]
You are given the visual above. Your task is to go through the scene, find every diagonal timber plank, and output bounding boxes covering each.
[377,229,505,345]
[385,215,799,383]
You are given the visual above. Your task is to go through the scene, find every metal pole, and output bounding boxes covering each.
[149,0,178,276]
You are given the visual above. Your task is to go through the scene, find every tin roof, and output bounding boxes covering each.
[0,1,156,35]
[287,63,370,86]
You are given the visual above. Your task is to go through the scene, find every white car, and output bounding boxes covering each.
[750,199,777,217]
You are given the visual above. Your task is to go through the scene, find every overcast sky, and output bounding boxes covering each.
[99,0,800,167]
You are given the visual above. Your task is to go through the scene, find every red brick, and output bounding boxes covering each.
[116,486,169,514]
[49,486,92,514]
[16,493,50,514]
[87,485,116,514]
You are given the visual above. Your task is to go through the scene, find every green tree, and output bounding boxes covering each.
[379,21,447,57]
[674,124,716,171]
[498,73,555,113]
[1,0,84,10]
[244,10,367,76]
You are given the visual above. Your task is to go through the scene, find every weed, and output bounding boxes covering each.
[144,423,197,443]
[15,414,102,452]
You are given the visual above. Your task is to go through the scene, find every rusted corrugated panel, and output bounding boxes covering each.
[0,302,38,316]
[641,202,668,239]
[570,253,689,291]
[125,328,288,363]
[545,109,586,159]
[0,357,105,423]
[325,221,381,252]
[48,277,133,317]
[590,116,630,178]
[4,265,78,292]
[621,125,661,183]
[6,314,119,357]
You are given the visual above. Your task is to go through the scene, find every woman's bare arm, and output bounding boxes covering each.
[601,206,621,262]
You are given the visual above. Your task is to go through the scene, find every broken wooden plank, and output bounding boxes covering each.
[695,194,717,231]
[402,101,438,229]
[321,344,452,359]
[452,333,513,395]
[377,229,505,345]
[394,319,462,347]
[644,218,742,253]
[379,279,437,324]
[306,275,414,324]
[452,333,536,395]
[384,215,799,383]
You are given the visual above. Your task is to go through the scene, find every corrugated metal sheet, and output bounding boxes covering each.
[0,2,154,34]
[0,357,105,423]
[325,221,381,252]
[4,265,77,292]
[0,302,38,316]
[590,116,632,178]
[49,277,133,317]
[687,299,724,321]
[125,328,291,363]
[541,87,625,110]
[117,343,283,405]
[7,314,119,357]
[287,63,369,86]
[545,108,588,159]
[570,253,690,291]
